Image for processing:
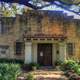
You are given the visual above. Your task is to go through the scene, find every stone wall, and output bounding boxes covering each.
[0,10,80,60]
[0,16,24,60]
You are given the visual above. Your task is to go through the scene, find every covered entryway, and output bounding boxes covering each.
[37,43,52,66]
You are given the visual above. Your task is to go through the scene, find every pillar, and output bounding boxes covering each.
[59,42,66,61]
[24,42,32,64]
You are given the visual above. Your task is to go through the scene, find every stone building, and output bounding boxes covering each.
[0,9,80,66]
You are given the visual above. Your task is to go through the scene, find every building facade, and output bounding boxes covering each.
[0,10,80,66]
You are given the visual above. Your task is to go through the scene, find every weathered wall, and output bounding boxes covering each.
[0,10,80,61]
[0,16,24,60]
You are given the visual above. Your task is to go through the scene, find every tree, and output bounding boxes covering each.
[60,0,80,5]
[44,0,80,5]
[0,0,80,17]
[0,2,24,17]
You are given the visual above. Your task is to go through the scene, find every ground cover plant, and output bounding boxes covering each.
[61,59,80,75]
[0,62,21,80]
[61,59,80,80]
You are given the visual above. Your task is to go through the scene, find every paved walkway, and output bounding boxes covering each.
[30,70,68,80]
[19,68,68,80]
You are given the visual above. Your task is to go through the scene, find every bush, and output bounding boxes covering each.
[61,60,77,71]
[74,65,80,75]
[29,63,40,69]
[61,59,80,76]
[0,63,21,80]
[55,60,63,66]
[27,73,34,80]
[0,58,24,64]
[21,63,40,71]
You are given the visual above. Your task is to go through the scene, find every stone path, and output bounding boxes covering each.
[18,68,68,80]
[30,70,68,80]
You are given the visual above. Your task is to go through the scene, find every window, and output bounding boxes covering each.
[15,42,24,55]
[1,21,7,34]
[67,43,74,55]
[0,45,9,54]
[0,17,15,34]
[0,18,8,34]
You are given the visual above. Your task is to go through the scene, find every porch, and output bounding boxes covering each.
[24,40,67,66]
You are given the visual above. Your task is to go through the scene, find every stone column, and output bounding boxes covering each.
[32,43,37,63]
[59,42,66,61]
[52,44,57,66]
[9,43,15,59]
[24,42,32,64]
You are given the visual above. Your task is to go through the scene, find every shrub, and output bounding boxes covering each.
[21,63,40,71]
[74,65,80,75]
[0,63,21,80]
[61,59,80,76]
[0,58,24,64]
[61,60,77,71]
[55,60,63,66]
[27,73,34,80]
[29,63,40,69]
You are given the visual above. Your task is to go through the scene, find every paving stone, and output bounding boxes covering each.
[31,70,68,80]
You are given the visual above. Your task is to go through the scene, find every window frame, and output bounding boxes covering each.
[0,45,9,54]
[15,42,24,55]
[67,43,74,56]
[0,17,15,35]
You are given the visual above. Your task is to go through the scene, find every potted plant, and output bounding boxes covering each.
[29,63,40,70]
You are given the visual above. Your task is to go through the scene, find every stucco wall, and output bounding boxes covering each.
[0,10,80,61]
[0,16,24,60]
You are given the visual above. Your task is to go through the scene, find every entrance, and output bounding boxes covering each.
[37,43,52,66]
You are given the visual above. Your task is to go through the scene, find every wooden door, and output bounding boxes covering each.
[38,44,52,66]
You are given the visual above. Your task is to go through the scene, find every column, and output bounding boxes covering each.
[24,42,32,64]
[32,43,37,63]
[59,42,66,61]
[52,43,57,66]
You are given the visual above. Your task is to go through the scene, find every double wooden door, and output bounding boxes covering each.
[38,44,52,66]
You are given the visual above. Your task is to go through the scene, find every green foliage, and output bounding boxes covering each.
[0,58,24,64]
[60,0,73,4]
[0,63,21,80]
[27,73,34,80]
[61,59,80,75]
[61,60,77,70]
[55,60,63,66]
[60,0,80,4]
[29,63,40,69]
[73,64,80,75]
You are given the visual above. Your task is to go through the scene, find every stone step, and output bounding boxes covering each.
[31,71,68,80]
[35,77,68,80]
